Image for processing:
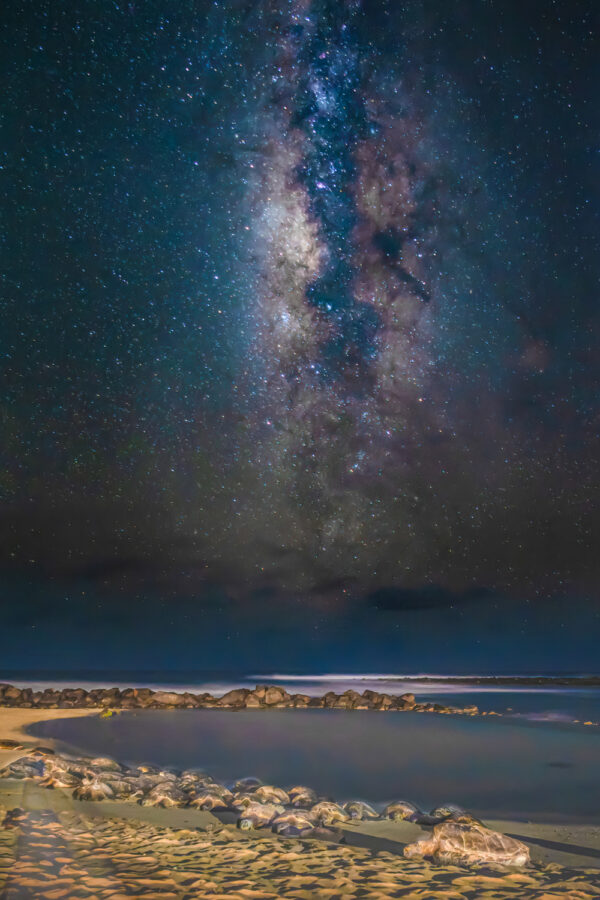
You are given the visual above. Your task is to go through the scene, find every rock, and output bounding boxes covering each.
[217,689,250,708]
[263,685,290,706]
[400,692,416,705]
[252,684,269,701]
[151,691,186,707]
[180,692,201,708]
[404,821,531,867]
[322,691,340,708]
[291,694,310,707]
[245,693,263,708]
[95,688,122,707]
[196,693,217,706]
[2,686,25,704]
[373,694,392,709]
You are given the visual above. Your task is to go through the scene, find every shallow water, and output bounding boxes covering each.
[31,708,600,823]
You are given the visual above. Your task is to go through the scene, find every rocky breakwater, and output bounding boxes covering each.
[0,682,480,715]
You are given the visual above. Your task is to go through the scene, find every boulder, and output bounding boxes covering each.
[400,693,416,706]
[217,689,250,708]
[245,693,263,708]
[151,691,186,707]
[2,686,25,704]
[195,693,217,706]
[263,685,290,706]
[322,692,340,708]
[291,694,310,708]
[373,694,392,710]
[252,685,269,701]
[60,688,88,706]
[181,692,201,708]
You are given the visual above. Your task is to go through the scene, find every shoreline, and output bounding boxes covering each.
[0,706,100,749]
[1,706,600,872]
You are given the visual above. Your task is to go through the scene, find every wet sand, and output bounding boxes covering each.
[1,707,600,899]
[0,707,100,750]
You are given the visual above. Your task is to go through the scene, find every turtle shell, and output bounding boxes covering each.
[344,800,379,820]
[383,800,421,821]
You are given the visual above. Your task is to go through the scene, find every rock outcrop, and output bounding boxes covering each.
[0,682,480,716]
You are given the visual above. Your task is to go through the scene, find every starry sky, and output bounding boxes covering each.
[0,0,598,670]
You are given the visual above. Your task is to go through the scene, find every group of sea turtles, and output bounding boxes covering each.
[0,748,530,866]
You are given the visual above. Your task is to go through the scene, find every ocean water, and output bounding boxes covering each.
[30,705,600,824]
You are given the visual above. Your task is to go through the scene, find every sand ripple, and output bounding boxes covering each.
[1,804,600,899]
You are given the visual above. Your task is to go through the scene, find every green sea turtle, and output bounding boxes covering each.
[429,803,465,819]
[230,791,260,811]
[140,782,187,808]
[310,801,349,826]
[429,804,483,826]
[136,764,160,775]
[179,771,214,790]
[287,785,317,807]
[237,801,285,830]
[344,800,380,821]
[89,756,124,772]
[271,810,316,837]
[39,770,80,789]
[232,776,262,793]
[73,775,115,801]
[103,777,141,800]
[404,820,531,866]
[60,759,91,778]
[189,788,232,811]
[253,784,289,804]
[383,800,421,822]
[0,757,44,780]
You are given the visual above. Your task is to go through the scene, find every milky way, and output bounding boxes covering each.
[0,0,597,604]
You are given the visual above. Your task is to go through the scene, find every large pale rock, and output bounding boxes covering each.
[151,691,186,706]
[245,693,262,707]
[291,694,310,707]
[404,821,531,867]
[217,689,250,707]
[263,685,290,706]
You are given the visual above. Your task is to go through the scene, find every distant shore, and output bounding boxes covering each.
[370,675,600,687]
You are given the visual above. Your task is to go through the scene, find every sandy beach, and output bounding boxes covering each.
[1,706,600,898]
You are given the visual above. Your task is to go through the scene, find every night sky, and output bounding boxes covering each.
[1,0,598,672]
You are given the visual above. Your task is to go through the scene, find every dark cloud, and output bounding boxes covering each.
[366,586,496,612]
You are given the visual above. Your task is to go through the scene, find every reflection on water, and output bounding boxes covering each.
[31,709,600,823]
